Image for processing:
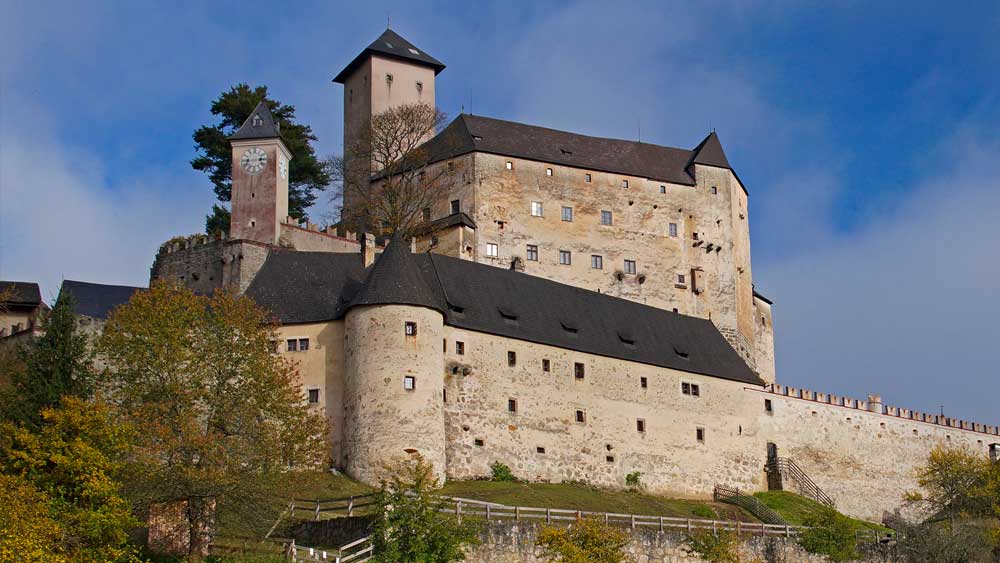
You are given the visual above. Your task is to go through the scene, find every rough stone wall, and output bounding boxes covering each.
[343,305,447,483]
[753,296,776,384]
[760,386,998,522]
[441,326,767,498]
[278,223,360,252]
[150,236,271,294]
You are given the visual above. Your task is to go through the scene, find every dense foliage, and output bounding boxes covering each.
[191,84,331,233]
[683,531,762,563]
[537,517,633,563]
[796,507,859,561]
[489,461,516,482]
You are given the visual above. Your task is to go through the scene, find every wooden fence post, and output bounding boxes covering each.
[515,506,520,521]
[546,508,551,524]
[456,501,462,524]
[785,525,791,538]
[713,521,717,537]
[687,519,692,534]
[315,500,321,521]
[347,496,354,517]
[659,516,664,532]
[486,504,491,521]
[736,520,741,538]
[630,514,635,529]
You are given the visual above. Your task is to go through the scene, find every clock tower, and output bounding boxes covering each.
[229,100,292,244]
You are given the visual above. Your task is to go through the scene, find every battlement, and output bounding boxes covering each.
[278,216,362,246]
[766,384,1000,437]
[155,232,228,257]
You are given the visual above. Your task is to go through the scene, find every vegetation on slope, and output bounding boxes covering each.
[753,491,886,531]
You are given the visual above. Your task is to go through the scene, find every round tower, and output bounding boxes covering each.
[343,236,447,484]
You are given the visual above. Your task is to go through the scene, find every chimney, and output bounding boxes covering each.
[362,233,376,268]
[867,394,883,414]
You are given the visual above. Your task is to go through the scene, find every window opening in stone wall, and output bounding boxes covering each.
[591,255,603,270]
[537,446,546,454]
[422,207,431,222]
[456,341,465,355]
[606,455,615,462]
[450,199,460,214]
[286,339,298,352]
[497,221,506,231]
[669,223,678,237]
[506,161,513,170]
[561,206,573,222]
[682,382,700,397]
[486,243,499,257]
[678,274,686,284]
[576,410,586,423]
[508,351,517,367]
[405,322,417,336]
[711,186,718,194]
[546,167,553,176]
[636,419,646,433]
[474,438,484,446]
[622,179,629,188]
[640,376,648,389]
[443,339,447,352]
[542,359,550,372]
[660,185,666,193]
[574,363,585,379]
[696,427,705,443]
[585,173,592,182]
[764,399,773,413]
[559,250,572,265]
[307,389,320,404]
[531,201,543,217]
[416,80,423,92]
[624,260,636,275]
[508,399,517,413]
[403,376,416,391]
[443,389,447,403]
[990,444,999,462]
[601,210,612,225]
[692,232,699,241]
[527,245,538,261]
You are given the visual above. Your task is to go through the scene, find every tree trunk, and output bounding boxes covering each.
[187,496,217,559]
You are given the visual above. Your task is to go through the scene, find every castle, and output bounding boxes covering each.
[67,29,998,523]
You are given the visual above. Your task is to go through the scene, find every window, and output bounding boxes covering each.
[764,399,773,413]
[990,444,999,462]
[622,179,629,188]
[546,167,553,176]
[591,255,603,269]
[286,339,298,352]
[526,245,538,261]
[600,210,612,225]
[385,72,393,83]
[443,388,447,402]
[403,376,416,391]
[508,399,518,413]
[660,185,666,194]
[450,199,460,214]
[561,206,573,222]
[640,377,648,389]
[405,321,417,336]
[505,161,513,170]
[307,389,320,404]
[575,410,586,423]
[606,455,615,462]
[559,250,571,265]
[682,382,701,397]
[536,446,546,454]
[696,427,706,443]
[486,243,499,257]
[669,223,678,237]
[422,208,431,222]
[624,260,636,275]
[636,419,646,433]
[574,362,585,379]
[542,359,550,372]
[507,351,516,367]
[711,186,718,194]
[692,232,699,241]
[678,274,686,284]
[474,438,484,447]
[585,173,592,182]
[455,341,465,355]
[531,201,543,217]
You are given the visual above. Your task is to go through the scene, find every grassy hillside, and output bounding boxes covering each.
[753,491,887,531]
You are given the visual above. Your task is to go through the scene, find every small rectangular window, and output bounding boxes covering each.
[530,201,543,217]
[450,200,460,214]
[307,389,320,404]
[585,173,592,183]
[536,446,546,454]
[682,382,690,395]
[692,384,700,397]
[637,419,646,433]
[624,260,636,275]
[286,339,298,352]
[696,427,706,443]
[764,399,773,413]
[622,179,629,188]
[692,232,699,241]
[575,410,586,423]
[486,243,499,257]
[508,399,517,412]
[542,359,550,372]
[682,382,700,397]
[474,438,484,446]
[403,376,416,391]
[606,455,615,462]
[422,207,431,222]
[443,388,447,402]
[299,338,309,351]
[456,341,465,355]
[559,250,572,265]
[546,167,553,176]
[405,321,417,336]
[600,210,612,225]
[508,351,516,367]
[711,186,718,194]
[669,223,678,237]
[506,161,513,170]
[591,255,603,270]
[561,206,573,222]
[678,274,686,284]
[526,244,538,261]
[660,185,666,194]
[640,376,648,389]
[574,363,585,379]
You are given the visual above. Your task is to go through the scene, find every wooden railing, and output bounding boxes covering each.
[209,534,372,563]
[766,458,835,508]
[713,485,788,526]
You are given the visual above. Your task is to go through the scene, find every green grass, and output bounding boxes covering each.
[438,480,757,522]
[752,491,888,532]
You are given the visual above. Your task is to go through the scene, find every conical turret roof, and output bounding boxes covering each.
[347,233,443,313]
[231,100,282,141]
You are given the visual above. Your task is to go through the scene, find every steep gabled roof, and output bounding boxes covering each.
[230,100,281,141]
[687,131,731,170]
[346,234,444,313]
[0,281,42,306]
[59,280,145,320]
[333,29,446,84]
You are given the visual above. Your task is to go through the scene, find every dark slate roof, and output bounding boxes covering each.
[59,280,145,320]
[333,29,445,84]
[413,212,478,236]
[418,114,743,189]
[247,239,761,385]
[0,281,42,306]
[230,100,281,141]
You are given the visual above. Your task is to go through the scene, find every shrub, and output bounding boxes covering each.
[490,461,516,482]
[683,531,762,563]
[537,517,633,563]
[692,505,718,519]
[797,508,858,561]
[625,471,642,492]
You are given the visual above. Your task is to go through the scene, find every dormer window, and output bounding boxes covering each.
[674,346,689,359]
[560,320,579,335]
[252,114,262,127]
[618,331,636,348]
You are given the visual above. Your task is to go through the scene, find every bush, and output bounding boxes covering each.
[692,505,718,519]
[797,508,858,561]
[683,531,762,563]
[537,517,633,563]
[625,471,642,492]
[490,461,516,482]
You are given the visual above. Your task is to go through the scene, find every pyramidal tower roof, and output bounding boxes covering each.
[230,100,282,141]
[333,29,445,84]
[347,233,443,313]
[687,131,731,170]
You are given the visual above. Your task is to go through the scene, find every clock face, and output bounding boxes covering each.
[240,147,267,175]
[279,156,288,179]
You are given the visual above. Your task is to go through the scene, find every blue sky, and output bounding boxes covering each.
[2,1,999,423]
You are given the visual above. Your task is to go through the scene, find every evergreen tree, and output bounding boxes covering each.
[191,84,332,233]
